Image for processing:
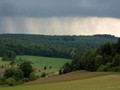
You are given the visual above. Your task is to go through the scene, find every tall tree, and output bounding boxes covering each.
[19,61,33,78]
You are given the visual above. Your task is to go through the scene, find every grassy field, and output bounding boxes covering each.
[0,55,71,69]
[0,71,120,90]
[0,55,71,76]
[16,55,71,69]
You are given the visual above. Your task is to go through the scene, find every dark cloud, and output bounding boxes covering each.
[0,2,16,16]
[0,0,120,18]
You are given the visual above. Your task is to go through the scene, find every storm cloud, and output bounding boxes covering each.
[0,0,120,18]
[0,0,120,36]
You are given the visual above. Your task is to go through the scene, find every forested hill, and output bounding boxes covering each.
[0,34,117,58]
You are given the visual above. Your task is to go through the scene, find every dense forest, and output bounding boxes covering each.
[61,38,120,74]
[0,34,117,58]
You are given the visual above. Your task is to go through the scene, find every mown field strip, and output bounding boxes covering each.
[24,70,114,85]
[0,74,120,90]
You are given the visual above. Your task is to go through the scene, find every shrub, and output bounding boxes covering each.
[15,69,24,81]
[23,78,30,82]
[62,63,72,74]
[112,66,120,72]
[97,63,113,71]
[2,56,10,61]
[49,66,52,69]
[97,65,107,71]
[17,80,24,85]
[19,61,33,78]
[0,77,5,85]
[4,68,24,81]
[5,77,16,86]
[41,72,47,77]
[44,66,47,70]
[29,72,37,81]
[59,69,63,75]
[113,54,120,66]
[4,68,15,78]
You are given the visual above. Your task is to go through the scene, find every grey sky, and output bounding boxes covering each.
[0,0,120,18]
[0,0,120,36]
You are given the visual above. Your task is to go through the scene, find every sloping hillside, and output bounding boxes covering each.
[24,70,115,85]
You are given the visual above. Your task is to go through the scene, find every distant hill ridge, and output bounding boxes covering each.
[93,34,117,39]
[0,34,117,58]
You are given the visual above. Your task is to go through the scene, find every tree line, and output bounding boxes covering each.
[0,34,117,59]
[60,38,120,74]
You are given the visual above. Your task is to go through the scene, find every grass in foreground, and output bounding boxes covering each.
[0,71,120,90]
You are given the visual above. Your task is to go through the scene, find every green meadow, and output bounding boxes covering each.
[0,55,71,76]
[0,55,71,69]
[16,55,71,69]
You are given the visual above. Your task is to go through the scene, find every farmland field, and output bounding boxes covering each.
[0,71,120,90]
[16,55,71,69]
[0,55,71,76]
[0,55,71,69]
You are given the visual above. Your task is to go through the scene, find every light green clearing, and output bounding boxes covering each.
[0,55,71,76]
[16,55,71,69]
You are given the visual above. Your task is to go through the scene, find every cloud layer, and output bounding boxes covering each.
[0,0,120,18]
[0,17,120,36]
[0,0,120,36]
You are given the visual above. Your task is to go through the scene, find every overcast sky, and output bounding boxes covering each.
[0,0,120,36]
[0,0,120,18]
